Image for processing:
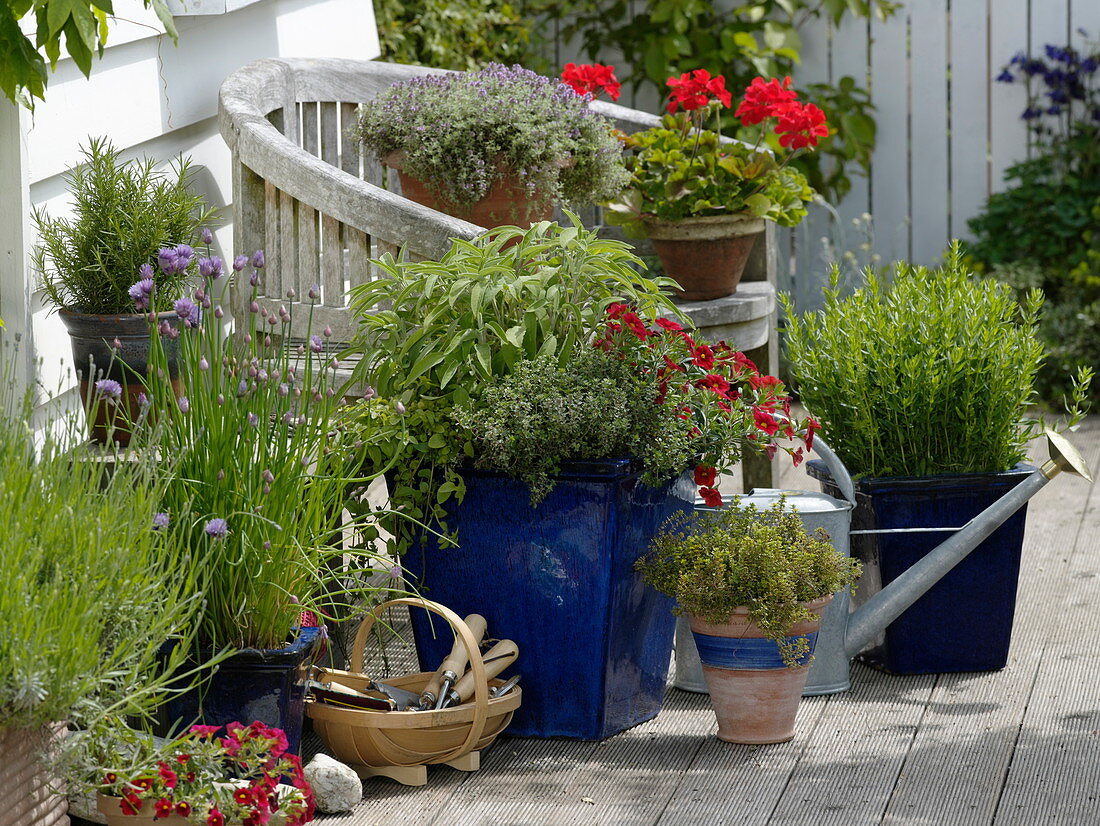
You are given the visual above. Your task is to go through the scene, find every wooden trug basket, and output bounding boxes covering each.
[307,597,521,787]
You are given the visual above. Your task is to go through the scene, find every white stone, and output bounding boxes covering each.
[304,753,363,813]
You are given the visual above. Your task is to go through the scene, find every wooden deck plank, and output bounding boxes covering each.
[993,425,1100,824]
[438,689,715,826]
[881,423,1100,824]
[764,668,937,824]
[658,696,829,826]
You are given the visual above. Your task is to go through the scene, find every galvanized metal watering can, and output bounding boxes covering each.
[674,430,1093,696]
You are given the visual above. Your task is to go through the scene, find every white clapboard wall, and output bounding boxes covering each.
[550,0,1100,311]
[3,0,379,410]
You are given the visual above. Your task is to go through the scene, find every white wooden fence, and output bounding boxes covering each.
[555,0,1100,309]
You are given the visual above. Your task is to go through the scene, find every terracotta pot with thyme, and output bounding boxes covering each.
[607,72,825,300]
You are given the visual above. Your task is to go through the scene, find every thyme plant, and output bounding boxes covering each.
[637,499,859,666]
[33,137,214,315]
[782,242,1089,478]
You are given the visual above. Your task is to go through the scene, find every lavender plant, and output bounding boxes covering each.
[355,63,629,212]
[130,246,396,651]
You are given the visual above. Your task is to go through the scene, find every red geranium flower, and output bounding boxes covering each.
[561,62,622,101]
[667,69,732,113]
[735,76,798,126]
[775,102,828,150]
[694,465,717,487]
[699,486,723,508]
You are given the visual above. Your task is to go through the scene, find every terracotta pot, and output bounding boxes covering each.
[59,309,182,446]
[689,595,832,744]
[643,214,765,301]
[383,153,554,229]
[0,723,69,825]
[97,794,189,825]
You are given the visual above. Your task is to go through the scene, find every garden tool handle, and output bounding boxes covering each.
[451,639,519,706]
[437,613,487,679]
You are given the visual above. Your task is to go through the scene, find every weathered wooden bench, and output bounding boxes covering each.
[217,57,779,488]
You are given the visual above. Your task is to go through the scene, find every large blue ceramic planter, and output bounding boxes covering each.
[157,627,322,754]
[402,460,694,740]
[808,462,1032,675]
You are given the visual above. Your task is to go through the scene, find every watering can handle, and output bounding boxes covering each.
[809,435,857,506]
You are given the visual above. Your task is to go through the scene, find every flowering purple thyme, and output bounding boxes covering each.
[204,518,229,539]
[95,379,122,401]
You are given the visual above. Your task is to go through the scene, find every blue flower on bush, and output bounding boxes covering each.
[996,69,1015,83]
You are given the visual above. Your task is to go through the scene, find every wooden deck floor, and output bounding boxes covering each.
[311,417,1100,825]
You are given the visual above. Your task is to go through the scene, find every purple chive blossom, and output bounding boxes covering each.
[388,563,402,579]
[251,250,265,268]
[309,335,323,353]
[249,271,261,287]
[238,379,249,396]
[177,396,190,413]
[262,469,274,483]
[233,254,249,271]
[199,357,209,371]
[111,337,122,351]
[138,263,155,280]
[247,412,260,427]
[395,401,406,414]
[95,379,122,400]
[129,278,155,310]
[199,256,224,279]
[278,383,289,397]
[152,512,170,530]
[216,469,225,480]
[364,386,376,400]
[323,326,333,338]
[308,284,320,300]
[158,320,180,340]
[175,245,194,269]
[157,247,179,274]
[200,227,214,245]
[137,393,150,410]
[174,297,200,327]
[214,306,224,319]
[286,288,296,300]
[204,518,229,539]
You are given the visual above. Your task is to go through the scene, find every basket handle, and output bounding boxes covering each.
[350,597,491,763]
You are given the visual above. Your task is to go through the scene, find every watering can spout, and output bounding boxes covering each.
[842,430,1092,660]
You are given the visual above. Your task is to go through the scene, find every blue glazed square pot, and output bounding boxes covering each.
[156,627,323,754]
[808,461,1032,675]
[401,460,694,739]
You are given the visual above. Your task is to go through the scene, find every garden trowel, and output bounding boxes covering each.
[419,613,488,710]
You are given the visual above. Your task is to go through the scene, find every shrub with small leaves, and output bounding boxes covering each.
[781,242,1091,478]
[637,498,860,666]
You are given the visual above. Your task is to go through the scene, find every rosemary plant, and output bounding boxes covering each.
[33,137,214,315]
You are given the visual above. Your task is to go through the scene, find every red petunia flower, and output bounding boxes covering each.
[104,772,118,785]
[177,801,192,817]
[189,724,221,738]
[699,486,724,508]
[175,754,191,765]
[606,302,629,320]
[733,352,758,373]
[655,317,684,332]
[207,805,225,826]
[694,465,717,487]
[561,62,622,101]
[667,69,732,113]
[735,76,798,126]
[154,798,174,820]
[234,788,254,806]
[662,355,685,373]
[622,311,652,340]
[120,796,141,816]
[775,102,828,150]
[792,447,805,467]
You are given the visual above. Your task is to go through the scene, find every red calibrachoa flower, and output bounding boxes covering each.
[597,305,817,505]
[667,68,733,113]
[561,62,622,101]
[100,721,313,824]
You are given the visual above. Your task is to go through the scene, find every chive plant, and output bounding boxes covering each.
[127,246,395,651]
[782,242,1080,478]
